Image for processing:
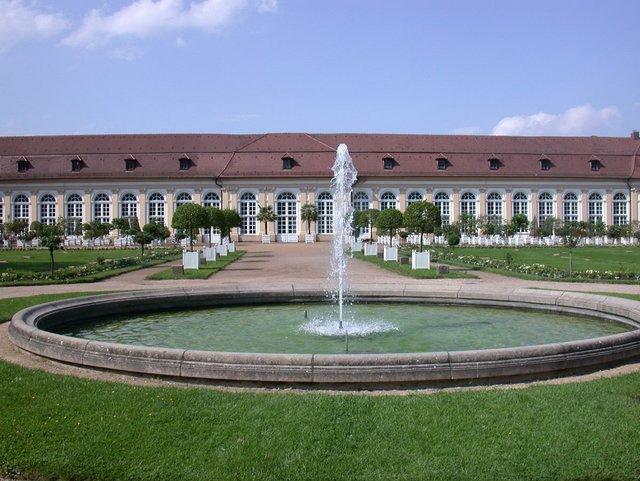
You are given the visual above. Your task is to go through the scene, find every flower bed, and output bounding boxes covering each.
[431,250,640,281]
[0,249,181,283]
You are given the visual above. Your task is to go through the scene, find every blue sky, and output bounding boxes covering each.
[1,0,638,137]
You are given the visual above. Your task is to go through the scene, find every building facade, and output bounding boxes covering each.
[1,132,639,242]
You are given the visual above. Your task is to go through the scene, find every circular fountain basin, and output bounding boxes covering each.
[9,287,640,388]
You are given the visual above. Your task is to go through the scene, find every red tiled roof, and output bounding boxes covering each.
[1,132,638,181]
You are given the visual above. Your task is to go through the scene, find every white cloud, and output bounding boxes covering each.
[492,104,622,136]
[0,0,69,52]
[258,0,278,13]
[62,0,276,48]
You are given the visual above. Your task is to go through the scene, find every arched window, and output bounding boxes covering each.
[460,192,477,217]
[175,192,193,209]
[406,191,423,207]
[538,192,554,227]
[433,192,451,225]
[39,193,57,225]
[276,192,297,235]
[380,191,397,210]
[202,192,221,209]
[316,192,334,235]
[563,192,579,222]
[12,194,30,222]
[148,192,166,225]
[120,193,138,219]
[588,193,603,224]
[239,192,257,235]
[613,193,628,225]
[93,193,111,224]
[66,193,84,235]
[512,192,528,217]
[486,192,503,224]
[352,192,370,212]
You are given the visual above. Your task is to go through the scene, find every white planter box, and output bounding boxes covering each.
[182,251,200,270]
[203,247,217,261]
[384,246,398,262]
[351,240,363,252]
[227,242,236,253]
[262,235,271,244]
[216,244,228,256]
[411,250,430,270]
[364,242,378,256]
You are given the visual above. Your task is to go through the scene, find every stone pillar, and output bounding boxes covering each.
[138,190,147,226]
[451,190,460,223]
[84,192,92,221]
[29,192,37,224]
[580,190,588,223]
[398,190,407,211]
[631,187,639,224]
[530,189,538,226]
[112,190,120,221]
[605,190,613,225]
[504,189,512,223]
[478,189,486,219]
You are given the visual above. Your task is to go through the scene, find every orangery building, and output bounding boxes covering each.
[1,132,639,243]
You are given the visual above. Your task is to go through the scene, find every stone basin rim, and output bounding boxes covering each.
[8,287,640,388]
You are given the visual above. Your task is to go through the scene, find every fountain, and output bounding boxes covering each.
[330,144,357,330]
[7,145,640,388]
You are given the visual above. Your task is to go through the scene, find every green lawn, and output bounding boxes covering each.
[0,248,144,273]
[147,250,244,280]
[352,251,474,279]
[1,294,640,480]
[1,354,639,481]
[0,248,182,285]
[436,246,639,273]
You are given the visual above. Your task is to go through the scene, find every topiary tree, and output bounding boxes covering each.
[257,205,276,235]
[82,220,112,242]
[4,220,30,248]
[354,208,380,241]
[35,220,65,274]
[216,209,241,243]
[171,203,209,251]
[504,213,529,238]
[375,208,404,244]
[204,207,222,247]
[131,220,171,258]
[402,201,441,252]
[300,203,317,235]
[111,217,135,246]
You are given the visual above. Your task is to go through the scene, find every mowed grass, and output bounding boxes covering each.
[1,358,640,481]
[439,246,640,273]
[146,250,244,279]
[351,252,474,279]
[2,294,640,481]
[0,248,144,273]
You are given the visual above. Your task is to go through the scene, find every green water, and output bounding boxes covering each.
[52,303,631,355]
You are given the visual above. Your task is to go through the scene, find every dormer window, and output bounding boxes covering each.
[436,156,448,171]
[488,156,500,171]
[179,156,191,171]
[383,154,395,170]
[125,155,137,172]
[71,156,83,172]
[17,157,29,173]
[539,157,551,171]
[589,158,601,172]
[282,154,294,170]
